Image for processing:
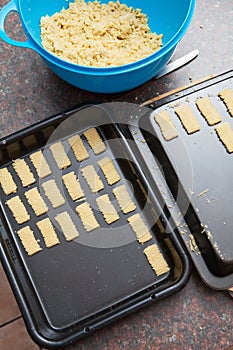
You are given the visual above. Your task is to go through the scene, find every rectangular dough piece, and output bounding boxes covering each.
[96,194,119,224]
[219,88,233,117]
[84,128,106,155]
[113,184,136,214]
[144,243,170,276]
[76,202,99,232]
[215,122,233,153]
[62,171,85,201]
[17,226,42,256]
[196,97,222,126]
[6,196,30,224]
[50,141,71,169]
[29,150,52,178]
[0,167,17,195]
[175,104,201,134]
[98,157,121,185]
[154,110,178,141]
[81,165,104,193]
[13,158,36,187]
[42,179,65,208]
[37,218,60,247]
[127,213,152,244]
[67,134,89,162]
[25,187,48,216]
[55,212,79,241]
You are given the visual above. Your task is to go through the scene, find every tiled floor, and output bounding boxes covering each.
[0,263,40,350]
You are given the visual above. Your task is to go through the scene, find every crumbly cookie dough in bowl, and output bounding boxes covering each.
[0,0,196,92]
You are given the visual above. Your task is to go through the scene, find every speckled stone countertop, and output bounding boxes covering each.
[0,0,233,349]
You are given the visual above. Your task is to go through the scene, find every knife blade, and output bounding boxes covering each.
[155,49,199,79]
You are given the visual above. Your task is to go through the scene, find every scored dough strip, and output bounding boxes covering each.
[55,212,79,241]
[76,202,99,232]
[6,196,30,224]
[62,171,85,201]
[127,213,152,244]
[13,158,36,187]
[144,243,170,276]
[96,194,119,224]
[84,128,106,155]
[0,167,17,195]
[29,150,52,178]
[175,104,201,134]
[17,226,42,256]
[37,218,60,247]
[25,187,48,216]
[50,141,71,169]
[42,179,65,208]
[81,164,104,193]
[98,156,121,185]
[154,110,178,141]
[67,134,89,162]
[196,97,222,126]
[219,88,233,117]
[113,184,136,214]
[215,122,233,153]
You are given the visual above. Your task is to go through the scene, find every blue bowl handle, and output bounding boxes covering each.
[0,0,36,50]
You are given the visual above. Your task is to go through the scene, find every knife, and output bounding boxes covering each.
[155,49,199,79]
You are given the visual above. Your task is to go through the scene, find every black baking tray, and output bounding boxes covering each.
[1,71,233,348]
[134,70,233,290]
[0,103,190,348]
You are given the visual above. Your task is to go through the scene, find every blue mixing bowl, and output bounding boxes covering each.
[0,0,195,93]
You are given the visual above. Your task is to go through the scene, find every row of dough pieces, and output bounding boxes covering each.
[0,127,107,196]
[154,88,233,153]
[0,126,169,276]
[15,188,169,277]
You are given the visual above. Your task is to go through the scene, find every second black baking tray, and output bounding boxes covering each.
[0,103,190,348]
[134,70,233,290]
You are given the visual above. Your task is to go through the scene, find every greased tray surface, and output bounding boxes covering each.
[0,104,189,348]
[137,71,233,289]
